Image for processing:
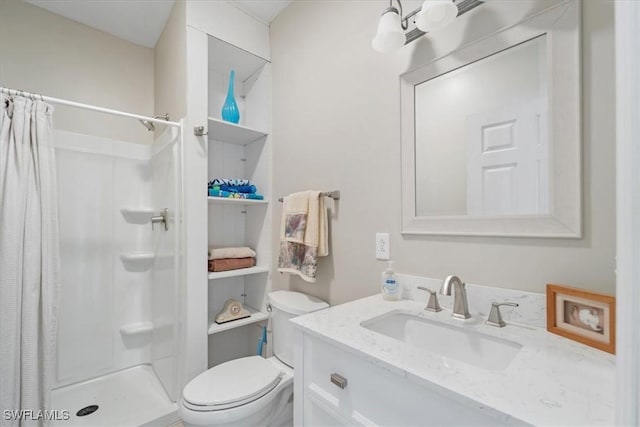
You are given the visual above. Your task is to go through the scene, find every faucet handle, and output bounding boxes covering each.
[417,286,442,312]
[486,302,519,328]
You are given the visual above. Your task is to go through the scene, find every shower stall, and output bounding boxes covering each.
[44,110,184,426]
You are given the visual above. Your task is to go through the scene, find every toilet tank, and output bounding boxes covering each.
[268,291,328,367]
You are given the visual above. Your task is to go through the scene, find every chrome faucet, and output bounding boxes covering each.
[440,275,471,319]
[151,208,169,231]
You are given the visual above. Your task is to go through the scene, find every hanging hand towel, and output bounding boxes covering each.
[277,191,328,282]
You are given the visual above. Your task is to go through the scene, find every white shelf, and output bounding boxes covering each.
[207,117,267,145]
[120,321,153,336]
[120,252,154,261]
[120,207,154,224]
[208,305,267,335]
[207,196,268,206]
[120,252,154,272]
[208,266,269,280]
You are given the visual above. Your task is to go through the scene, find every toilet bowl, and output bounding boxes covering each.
[179,291,328,427]
[180,356,293,427]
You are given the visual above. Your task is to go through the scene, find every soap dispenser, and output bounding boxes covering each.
[381,260,401,301]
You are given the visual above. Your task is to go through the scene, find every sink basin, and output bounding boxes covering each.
[361,311,522,371]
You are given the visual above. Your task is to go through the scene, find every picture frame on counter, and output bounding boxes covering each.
[546,284,616,354]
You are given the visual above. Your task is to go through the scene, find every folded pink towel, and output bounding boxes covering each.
[208,257,255,272]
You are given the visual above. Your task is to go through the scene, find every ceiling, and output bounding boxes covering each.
[24,0,292,48]
[229,0,292,25]
[24,0,176,48]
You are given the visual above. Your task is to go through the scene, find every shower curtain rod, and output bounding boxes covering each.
[1,87,181,127]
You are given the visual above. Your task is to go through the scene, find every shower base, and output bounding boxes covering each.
[51,364,178,426]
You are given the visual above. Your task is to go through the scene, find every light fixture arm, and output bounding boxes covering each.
[389,0,432,32]
[388,0,409,31]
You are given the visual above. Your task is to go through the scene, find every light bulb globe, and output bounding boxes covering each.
[372,8,406,53]
[415,0,458,32]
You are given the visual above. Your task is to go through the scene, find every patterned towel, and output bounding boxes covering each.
[277,191,328,282]
[209,178,252,188]
[208,188,264,200]
[219,184,257,194]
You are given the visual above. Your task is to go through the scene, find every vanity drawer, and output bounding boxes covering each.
[302,334,509,427]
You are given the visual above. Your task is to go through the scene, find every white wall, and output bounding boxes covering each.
[0,0,154,144]
[614,2,640,423]
[270,0,616,304]
[186,0,270,60]
[155,0,187,124]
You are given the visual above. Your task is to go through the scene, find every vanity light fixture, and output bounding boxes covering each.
[372,0,484,53]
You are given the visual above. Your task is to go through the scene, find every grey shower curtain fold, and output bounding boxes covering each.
[0,95,61,427]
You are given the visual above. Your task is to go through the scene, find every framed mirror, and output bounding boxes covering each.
[401,0,581,237]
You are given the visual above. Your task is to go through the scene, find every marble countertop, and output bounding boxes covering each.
[291,295,615,426]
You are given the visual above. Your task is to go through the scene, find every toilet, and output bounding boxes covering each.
[179,291,329,427]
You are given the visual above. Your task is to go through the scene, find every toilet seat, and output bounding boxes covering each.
[182,356,282,411]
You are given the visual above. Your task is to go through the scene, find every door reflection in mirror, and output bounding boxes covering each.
[414,35,548,217]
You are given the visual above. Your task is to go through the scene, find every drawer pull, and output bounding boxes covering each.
[330,373,348,389]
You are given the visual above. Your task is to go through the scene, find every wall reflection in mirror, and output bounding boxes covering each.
[414,35,549,217]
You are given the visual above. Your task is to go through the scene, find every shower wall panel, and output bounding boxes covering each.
[150,127,182,401]
[54,131,152,387]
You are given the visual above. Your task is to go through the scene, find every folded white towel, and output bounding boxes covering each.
[208,246,256,260]
[277,191,328,282]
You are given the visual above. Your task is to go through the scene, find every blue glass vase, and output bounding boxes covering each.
[221,70,240,124]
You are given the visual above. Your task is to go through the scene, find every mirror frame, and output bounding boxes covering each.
[401,0,581,238]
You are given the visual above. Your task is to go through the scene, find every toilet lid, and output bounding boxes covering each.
[183,356,282,408]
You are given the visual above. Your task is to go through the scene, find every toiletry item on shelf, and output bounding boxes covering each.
[382,260,401,301]
[208,257,256,272]
[215,299,250,324]
[208,246,256,260]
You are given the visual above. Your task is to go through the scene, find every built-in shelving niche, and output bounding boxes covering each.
[206,34,272,369]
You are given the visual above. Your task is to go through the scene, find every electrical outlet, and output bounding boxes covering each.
[376,233,390,260]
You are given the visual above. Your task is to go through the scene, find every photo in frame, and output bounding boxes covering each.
[546,284,615,354]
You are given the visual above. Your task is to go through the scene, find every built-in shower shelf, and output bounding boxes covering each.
[120,321,153,336]
[207,117,267,145]
[208,266,270,280]
[208,305,267,335]
[120,207,154,224]
[207,196,268,206]
[120,252,154,272]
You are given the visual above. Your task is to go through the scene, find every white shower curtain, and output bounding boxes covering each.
[0,95,61,426]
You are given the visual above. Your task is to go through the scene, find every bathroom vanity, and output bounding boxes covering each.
[292,291,615,426]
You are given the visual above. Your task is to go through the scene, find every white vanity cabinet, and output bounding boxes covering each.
[294,331,512,427]
[292,295,615,426]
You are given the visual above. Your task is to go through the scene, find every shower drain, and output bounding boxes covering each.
[76,405,99,417]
